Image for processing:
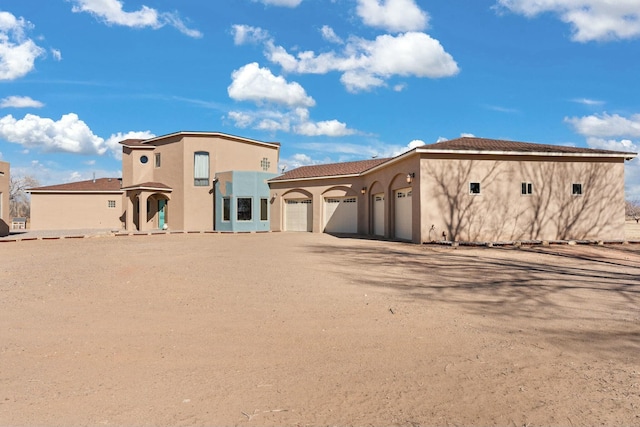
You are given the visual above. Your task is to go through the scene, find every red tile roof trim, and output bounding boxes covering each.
[28,178,122,193]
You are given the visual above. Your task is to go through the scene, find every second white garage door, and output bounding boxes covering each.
[324,197,357,233]
[285,199,312,232]
[394,188,412,240]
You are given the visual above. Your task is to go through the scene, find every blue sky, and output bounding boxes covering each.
[1,0,639,198]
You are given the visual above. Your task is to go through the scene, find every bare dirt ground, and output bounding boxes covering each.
[1,232,639,426]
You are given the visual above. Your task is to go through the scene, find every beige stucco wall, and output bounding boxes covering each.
[30,192,124,230]
[0,161,9,236]
[420,154,626,242]
[269,152,628,243]
[122,134,280,231]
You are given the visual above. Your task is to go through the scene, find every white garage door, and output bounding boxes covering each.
[324,197,357,233]
[394,188,412,240]
[285,199,312,232]
[373,193,384,236]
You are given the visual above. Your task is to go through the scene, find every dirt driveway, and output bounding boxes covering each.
[1,232,639,426]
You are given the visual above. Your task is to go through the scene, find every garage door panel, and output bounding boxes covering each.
[324,197,357,233]
[285,199,312,232]
[394,189,412,240]
[373,194,384,236]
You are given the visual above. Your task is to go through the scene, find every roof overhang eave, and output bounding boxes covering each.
[268,173,361,184]
[413,148,638,159]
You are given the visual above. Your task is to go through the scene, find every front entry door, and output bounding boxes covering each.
[158,199,166,229]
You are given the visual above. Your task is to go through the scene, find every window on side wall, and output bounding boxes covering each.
[194,151,209,186]
[108,200,116,208]
[572,183,583,196]
[237,198,252,221]
[222,197,230,221]
[469,182,481,195]
[155,153,161,168]
[260,198,268,221]
[521,182,533,195]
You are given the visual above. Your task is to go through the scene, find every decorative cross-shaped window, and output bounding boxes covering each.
[261,157,271,171]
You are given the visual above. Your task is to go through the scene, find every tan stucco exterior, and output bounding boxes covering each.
[28,132,280,233]
[269,149,632,243]
[30,190,124,230]
[0,161,9,236]
[122,132,280,231]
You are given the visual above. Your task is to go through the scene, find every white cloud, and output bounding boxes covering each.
[69,0,202,38]
[232,25,270,45]
[228,62,315,107]
[320,25,343,44]
[572,98,605,106]
[51,48,62,61]
[565,113,640,138]
[495,0,640,42]
[0,112,154,159]
[266,32,459,93]
[226,107,356,137]
[254,0,303,7]
[585,137,637,152]
[356,0,429,32]
[407,139,426,149]
[0,96,44,108]
[0,11,46,80]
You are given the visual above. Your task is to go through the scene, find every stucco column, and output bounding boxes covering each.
[125,194,135,231]
[138,192,149,231]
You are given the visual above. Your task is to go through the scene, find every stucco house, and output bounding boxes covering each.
[0,160,9,236]
[29,132,280,232]
[268,137,637,243]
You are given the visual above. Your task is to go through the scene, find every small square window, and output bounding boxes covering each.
[107,200,116,208]
[260,198,268,221]
[155,153,161,168]
[222,197,230,221]
[469,182,481,195]
[237,198,252,221]
[572,183,583,196]
[521,182,533,195]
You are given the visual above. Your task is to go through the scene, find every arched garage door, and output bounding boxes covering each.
[324,197,357,233]
[394,188,412,240]
[285,199,312,232]
[373,193,384,236]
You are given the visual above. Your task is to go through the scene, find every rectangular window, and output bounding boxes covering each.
[194,151,209,186]
[222,197,230,221]
[260,198,268,221]
[155,153,161,168]
[469,182,481,194]
[107,200,116,208]
[237,198,252,221]
[572,183,583,196]
[521,182,533,195]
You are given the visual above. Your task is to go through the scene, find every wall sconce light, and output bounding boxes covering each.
[361,187,367,194]
[406,173,415,184]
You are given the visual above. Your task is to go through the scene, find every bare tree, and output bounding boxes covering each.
[626,199,640,223]
[10,175,39,218]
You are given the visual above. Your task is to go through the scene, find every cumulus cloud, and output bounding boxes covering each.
[69,0,202,38]
[265,32,459,93]
[0,11,46,80]
[0,113,154,159]
[228,62,315,107]
[495,0,640,42]
[565,113,640,138]
[226,107,356,137]
[0,96,44,108]
[232,25,270,45]
[356,0,429,32]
